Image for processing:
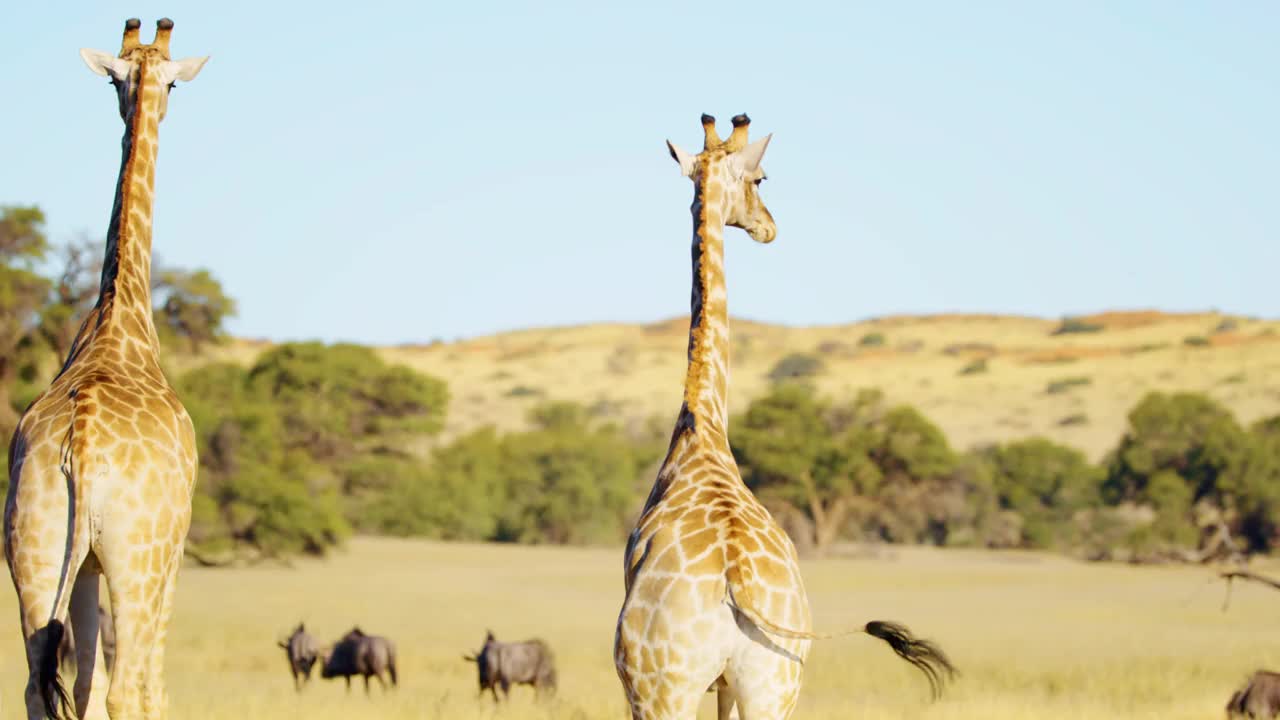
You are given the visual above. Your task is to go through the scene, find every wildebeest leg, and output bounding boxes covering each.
[375,672,387,692]
[363,674,370,695]
[345,675,351,693]
[490,684,501,703]
[500,678,511,701]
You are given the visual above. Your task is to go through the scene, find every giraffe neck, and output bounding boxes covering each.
[78,63,166,366]
[676,169,731,445]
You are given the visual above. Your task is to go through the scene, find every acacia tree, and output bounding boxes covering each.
[983,437,1101,549]
[36,234,101,360]
[1104,392,1279,555]
[153,266,237,351]
[733,385,967,551]
[0,205,51,437]
[180,344,450,559]
[731,384,858,550]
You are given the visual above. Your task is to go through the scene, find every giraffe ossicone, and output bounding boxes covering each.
[614,113,954,720]
[6,17,206,720]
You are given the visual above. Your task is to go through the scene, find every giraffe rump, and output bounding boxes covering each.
[727,557,956,700]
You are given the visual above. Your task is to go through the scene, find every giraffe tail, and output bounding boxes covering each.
[35,387,90,720]
[725,559,956,700]
[36,620,74,719]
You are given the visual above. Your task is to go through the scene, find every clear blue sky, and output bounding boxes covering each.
[4,2,1277,345]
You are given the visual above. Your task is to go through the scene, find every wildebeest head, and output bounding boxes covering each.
[462,630,498,689]
[278,623,318,681]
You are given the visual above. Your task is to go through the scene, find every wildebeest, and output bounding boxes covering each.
[1228,670,1280,718]
[319,627,398,693]
[277,623,319,691]
[462,630,557,702]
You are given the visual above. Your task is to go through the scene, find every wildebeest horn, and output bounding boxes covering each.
[462,654,476,662]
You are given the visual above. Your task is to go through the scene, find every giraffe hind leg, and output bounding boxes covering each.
[141,544,184,719]
[7,474,89,719]
[717,684,738,720]
[723,634,808,720]
[101,540,182,720]
[69,564,110,719]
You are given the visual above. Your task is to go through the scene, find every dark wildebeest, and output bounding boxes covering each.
[319,627,398,694]
[277,623,319,691]
[1228,670,1280,718]
[462,630,557,702]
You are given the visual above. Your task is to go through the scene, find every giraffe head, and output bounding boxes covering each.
[79,18,208,122]
[667,113,776,243]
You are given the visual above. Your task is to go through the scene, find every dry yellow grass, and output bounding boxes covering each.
[188,311,1280,459]
[2,537,1275,719]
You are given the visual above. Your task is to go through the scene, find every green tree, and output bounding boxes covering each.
[358,429,505,540]
[178,346,448,560]
[984,437,1101,548]
[153,267,236,351]
[36,235,101,361]
[733,386,970,550]
[732,384,854,550]
[247,342,448,459]
[0,206,51,437]
[496,403,641,544]
[179,363,350,560]
[767,353,825,384]
[1103,392,1268,553]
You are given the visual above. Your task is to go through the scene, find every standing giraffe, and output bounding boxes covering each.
[614,114,955,720]
[5,18,207,720]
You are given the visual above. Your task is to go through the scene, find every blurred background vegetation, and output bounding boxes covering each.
[4,203,1279,566]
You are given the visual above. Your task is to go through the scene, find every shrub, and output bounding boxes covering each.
[1046,376,1092,394]
[1183,335,1210,347]
[1051,317,1104,335]
[858,332,886,347]
[959,358,988,376]
[767,353,825,383]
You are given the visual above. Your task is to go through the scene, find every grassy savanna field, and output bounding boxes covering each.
[0,538,1275,719]
[186,310,1280,459]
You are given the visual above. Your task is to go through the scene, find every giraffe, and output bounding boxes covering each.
[613,114,956,720]
[5,18,207,720]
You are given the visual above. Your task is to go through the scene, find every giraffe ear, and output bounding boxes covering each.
[80,48,131,80]
[161,56,210,84]
[733,134,772,175]
[666,141,696,177]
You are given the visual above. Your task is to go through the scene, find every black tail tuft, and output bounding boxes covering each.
[865,620,956,701]
[38,620,74,720]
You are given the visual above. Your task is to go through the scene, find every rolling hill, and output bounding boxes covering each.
[185,310,1280,459]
